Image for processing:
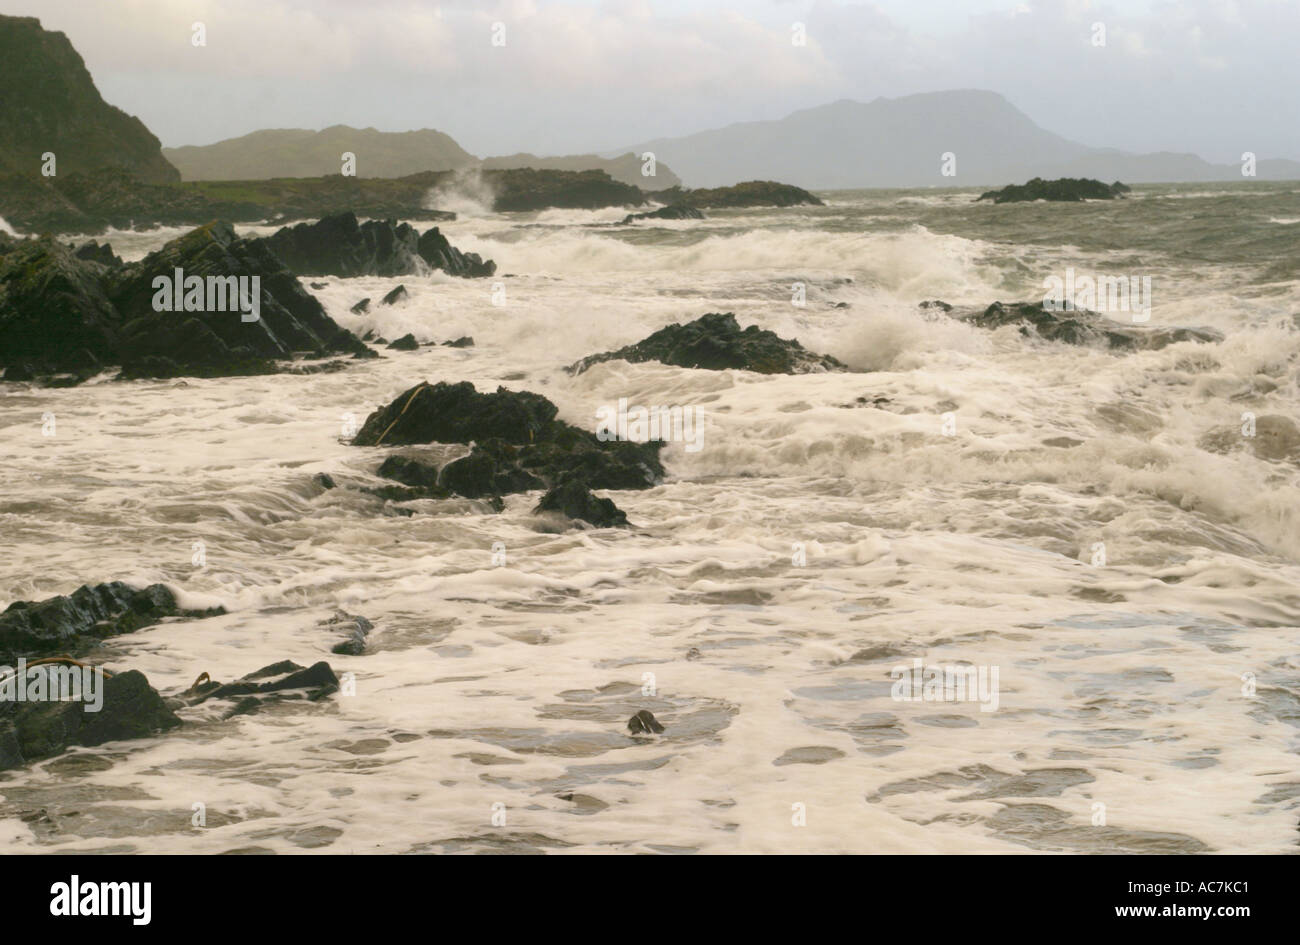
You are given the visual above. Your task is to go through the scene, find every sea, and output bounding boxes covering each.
[1,181,1298,853]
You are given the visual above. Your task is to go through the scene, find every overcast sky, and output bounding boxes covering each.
[5,0,1295,162]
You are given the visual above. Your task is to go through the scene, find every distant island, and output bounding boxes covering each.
[977,178,1132,203]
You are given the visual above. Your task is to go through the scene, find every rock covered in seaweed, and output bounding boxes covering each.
[568,312,846,375]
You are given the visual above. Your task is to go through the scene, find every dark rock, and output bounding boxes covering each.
[440,441,546,499]
[312,472,336,490]
[320,611,374,657]
[2,362,34,381]
[387,333,419,351]
[0,237,121,375]
[350,297,370,315]
[952,300,1222,350]
[977,177,1130,203]
[1201,414,1300,463]
[653,180,822,209]
[352,380,558,447]
[106,220,377,377]
[417,227,495,277]
[443,336,474,348]
[627,709,664,735]
[71,240,123,268]
[0,582,225,664]
[534,481,628,528]
[353,381,664,500]
[0,668,181,772]
[485,167,645,212]
[309,281,328,289]
[569,311,846,375]
[620,204,705,224]
[171,660,340,718]
[258,212,495,279]
[380,284,408,306]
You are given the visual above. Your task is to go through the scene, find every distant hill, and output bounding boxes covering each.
[164,126,477,180]
[616,90,1300,188]
[482,152,679,189]
[166,128,682,187]
[0,15,178,183]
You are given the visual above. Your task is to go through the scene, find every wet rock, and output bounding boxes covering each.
[534,481,629,528]
[977,177,1130,203]
[0,238,120,376]
[948,300,1222,350]
[0,668,181,772]
[387,333,419,351]
[486,167,644,212]
[416,227,495,278]
[353,381,664,501]
[1201,414,1300,463]
[71,240,123,268]
[174,660,339,718]
[443,336,474,348]
[0,582,225,663]
[627,709,665,735]
[309,281,328,289]
[350,298,370,315]
[569,311,846,375]
[2,362,34,381]
[312,472,336,490]
[258,212,495,278]
[319,611,373,656]
[380,284,408,306]
[620,205,704,224]
[370,454,454,501]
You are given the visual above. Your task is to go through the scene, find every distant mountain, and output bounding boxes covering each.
[0,15,178,183]
[166,128,682,187]
[616,90,1300,188]
[164,126,477,180]
[482,152,679,189]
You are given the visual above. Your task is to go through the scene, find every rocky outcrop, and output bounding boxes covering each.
[173,660,340,719]
[654,181,823,209]
[0,582,224,664]
[1200,414,1300,463]
[0,16,179,184]
[620,205,705,224]
[71,240,122,267]
[0,668,181,772]
[258,212,494,278]
[353,381,664,505]
[977,178,1130,203]
[1,221,376,381]
[569,312,846,375]
[485,168,645,212]
[534,481,628,528]
[943,300,1222,350]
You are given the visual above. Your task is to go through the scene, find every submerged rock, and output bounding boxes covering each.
[627,709,665,735]
[0,581,225,663]
[569,312,846,375]
[173,660,340,719]
[977,178,1130,203]
[534,481,629,528]
[258,212,494,279]
[319,611,374,656]
[620,205,704,224]
[946,300,1222,350]
[0,668,181,772]
[1201,414,1300,463]
[380,284,408,306]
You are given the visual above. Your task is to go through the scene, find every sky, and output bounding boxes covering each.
[4,0,1295,162]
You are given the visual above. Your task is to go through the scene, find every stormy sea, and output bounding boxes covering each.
[2,181,1299,854]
